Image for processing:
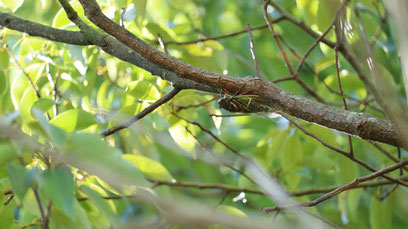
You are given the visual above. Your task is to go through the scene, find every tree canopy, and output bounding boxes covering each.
[0,0,408,228]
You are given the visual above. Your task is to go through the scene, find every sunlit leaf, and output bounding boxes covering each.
[169,121,195,152]
[52,0,85,28]
[123,154,172,180]
[29,98,55,118]
[0,0,24,12]
[126,80,161,100]
[50,109,96,132]
[20,88,38,123]
[0,70,7,96]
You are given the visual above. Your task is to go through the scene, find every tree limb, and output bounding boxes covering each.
[101,88,181,136]
[261,158,408,212]
[0,2,404,148]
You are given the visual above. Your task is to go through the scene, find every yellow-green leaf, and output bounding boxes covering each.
[123,154,172,180]
[50,109,96,132]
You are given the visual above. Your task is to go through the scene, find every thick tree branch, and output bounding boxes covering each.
[0,12,214,93]
[77,0,404,149]
[1,2,404,148]
[0,12,90,45]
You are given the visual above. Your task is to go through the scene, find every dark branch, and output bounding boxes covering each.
[101,88,181,136]
[0,12,90,45]
[262,158,408,213]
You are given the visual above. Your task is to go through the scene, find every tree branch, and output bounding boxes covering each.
[77,0,404,149]
[101,88,181,136]
[261,158,408,213]
[0,12,91,45]
[1,2,405,148]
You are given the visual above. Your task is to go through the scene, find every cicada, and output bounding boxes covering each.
[218,93,271,113]
[217,79,274,113]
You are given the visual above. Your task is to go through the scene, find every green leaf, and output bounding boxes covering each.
[0,143,15,166]
[38,167,75,217]
[0,70,7,96]
[215,205,247,218]
[369,189,394,229]
[108,103,144,128]
[30,98,55,118]
[126,80,160,100]
[31,108,67,146]
[303,124,337,146]
[168,121,195,152]
[123,154,172,180]
[52,0,84,28]
[10,75,29,110]
[50,199,92,229]
[337,154,358,184]
[50,109,96,132]
[132,0,147,23]
[20,88,38,123]
[317,0,341,32]
[80,185,118,224]
[0,192,15,229]
[145,22,174,41]
[281,135,302,170]
[7,163,34,201]
[0,0,24,12]
[296,0,318,25]
[61,133,146,187]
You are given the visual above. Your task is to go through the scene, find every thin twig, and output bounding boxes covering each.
[160,18,285,45]
[261,158,408,212]
[212,191,230,211]
[379,184,398,201]
[280,113,408,187]
[271,75,294,83]
[398,147,403,176]
[261,0,294,75]
[33,188,48,229]
[224,48,268,79]
[120,6,126,27]
[176,97,217,112]
[209,113,251,118]
[335,46,354,156]
[246,24,262,79]
[77,194,138,201]
[147,176,408,197]
[4,48,41,98]
[185,127,257,184]
[301,210,344,229]
[278,35,384,113]
[293,0,348,76]
[3,194,14,205]
[266,0,336,48]
[173,112,252,161]
[101,88,181,136]
[369,142,408,173]
[262,0,328,104]
[157,33,168,54]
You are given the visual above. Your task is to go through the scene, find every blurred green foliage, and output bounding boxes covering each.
[0,0,407,228]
